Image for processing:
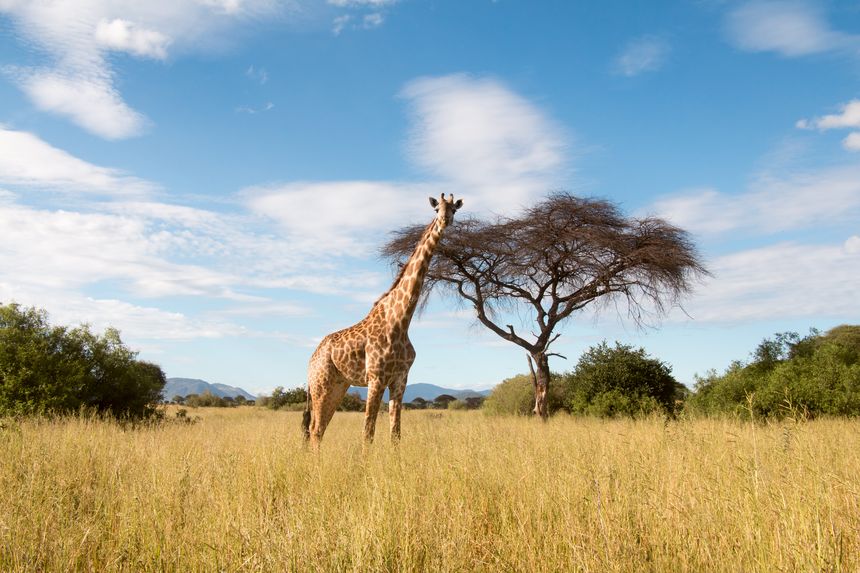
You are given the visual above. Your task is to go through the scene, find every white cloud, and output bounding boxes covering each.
[328,0,397,6]
[797,99,860,130]
[95,18,171,60]
[725,1,857,57]
[16,71,148,140]
[650,165,860,235]
[613,36,670,77]
[0,0,283,138]
[843,133,860,152]
[332,14,351,35]
[245,65,268,84]
[679,240,860,323]
[363,12,384,28]
[845,235,860,254]
[401,74,568,213]
[243,180,435,254]
[797,100,860,152]
[0,126,154,195]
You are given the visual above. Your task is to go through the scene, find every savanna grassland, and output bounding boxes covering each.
[1,408,858,572]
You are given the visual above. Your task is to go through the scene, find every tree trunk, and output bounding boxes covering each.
[527,352,551,420]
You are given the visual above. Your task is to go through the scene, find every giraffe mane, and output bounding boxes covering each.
[372,220,436,308]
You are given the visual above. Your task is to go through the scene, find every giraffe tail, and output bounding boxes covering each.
[301,386,312,442]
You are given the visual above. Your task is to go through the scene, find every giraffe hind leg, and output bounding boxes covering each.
[308,359,350,449]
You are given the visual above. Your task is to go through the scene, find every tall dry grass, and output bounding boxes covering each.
[1,408,858,572]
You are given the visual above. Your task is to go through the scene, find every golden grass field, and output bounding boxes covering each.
[1,407,858,572]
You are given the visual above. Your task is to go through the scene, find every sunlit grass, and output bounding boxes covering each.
[1,408,858,571]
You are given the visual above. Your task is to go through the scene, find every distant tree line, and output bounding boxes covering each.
[0,303,165,419]
[257,386,485,412]
[172,393,251,408]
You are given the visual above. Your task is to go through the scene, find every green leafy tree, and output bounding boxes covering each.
[0,303,165,418]
[689,326,860,419]
[561,342,680,418]
[263,386,308,410]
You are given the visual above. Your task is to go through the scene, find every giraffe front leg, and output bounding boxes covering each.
[389,376,406,443]
[363,377,385,443]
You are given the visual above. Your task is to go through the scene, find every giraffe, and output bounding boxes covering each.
[302,193,463,448]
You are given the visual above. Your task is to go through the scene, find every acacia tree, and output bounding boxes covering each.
[382,193,707,419]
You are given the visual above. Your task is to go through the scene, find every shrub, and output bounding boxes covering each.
[447,399,468,410]
[0,303,166,419]
[688,326,860,419]
[561,341,681,418]
[261,386,307,410]
[185,392,235,408]
[339,392,364,412]
[483,374,565,416]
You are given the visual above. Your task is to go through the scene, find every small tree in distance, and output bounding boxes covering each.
[382,193,707,419]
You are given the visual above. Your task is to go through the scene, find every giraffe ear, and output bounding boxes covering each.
[429,197,439,209]
[453,199,463,210]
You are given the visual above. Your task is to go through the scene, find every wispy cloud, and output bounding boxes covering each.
[329,0,396,34]
[243,180,434,254]
[725,1,859,57]
[650,164,860,236]
[0,0,283,138]
[612,36,671,77]
[332,14,351,35]
[649,158,860,324]
[235,102,275,114]
[328,0,398,6]
[363,12,384,28]
[677,240,860,323]
[401,74,568,213]
[0,126,154,195]
[245,65,269,85]
[797,99,860,152]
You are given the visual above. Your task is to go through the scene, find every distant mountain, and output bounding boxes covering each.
[349,383,491,403]
[163,378,256,401]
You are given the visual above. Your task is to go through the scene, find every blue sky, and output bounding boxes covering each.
[1,0,858,395]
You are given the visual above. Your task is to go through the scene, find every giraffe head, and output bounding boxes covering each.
[428,193,463,229]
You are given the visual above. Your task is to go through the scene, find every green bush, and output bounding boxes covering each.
[0,303,165,419]
[447,399,468,410]
[688,326,860,419]
[185,392,236,408]
[561,341,681,418]
[483,374,565,416]
[260,386,307,410]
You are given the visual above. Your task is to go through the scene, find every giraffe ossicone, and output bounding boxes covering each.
[303,194,463,447]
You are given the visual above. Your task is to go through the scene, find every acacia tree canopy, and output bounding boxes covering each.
[381,193,707,418]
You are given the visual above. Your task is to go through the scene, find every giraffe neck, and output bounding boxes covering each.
[383,219,444,329]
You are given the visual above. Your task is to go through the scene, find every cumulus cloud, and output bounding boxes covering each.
[797,100,860,152]
[797,99,860,130]
[613,36,671,77]
[843,132,860,152]
[401,74,568,213]
[725,1,858,57]
[0,0,283,138]
[95,18,171,60]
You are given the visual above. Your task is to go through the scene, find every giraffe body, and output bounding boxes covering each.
[304,194,462,447]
